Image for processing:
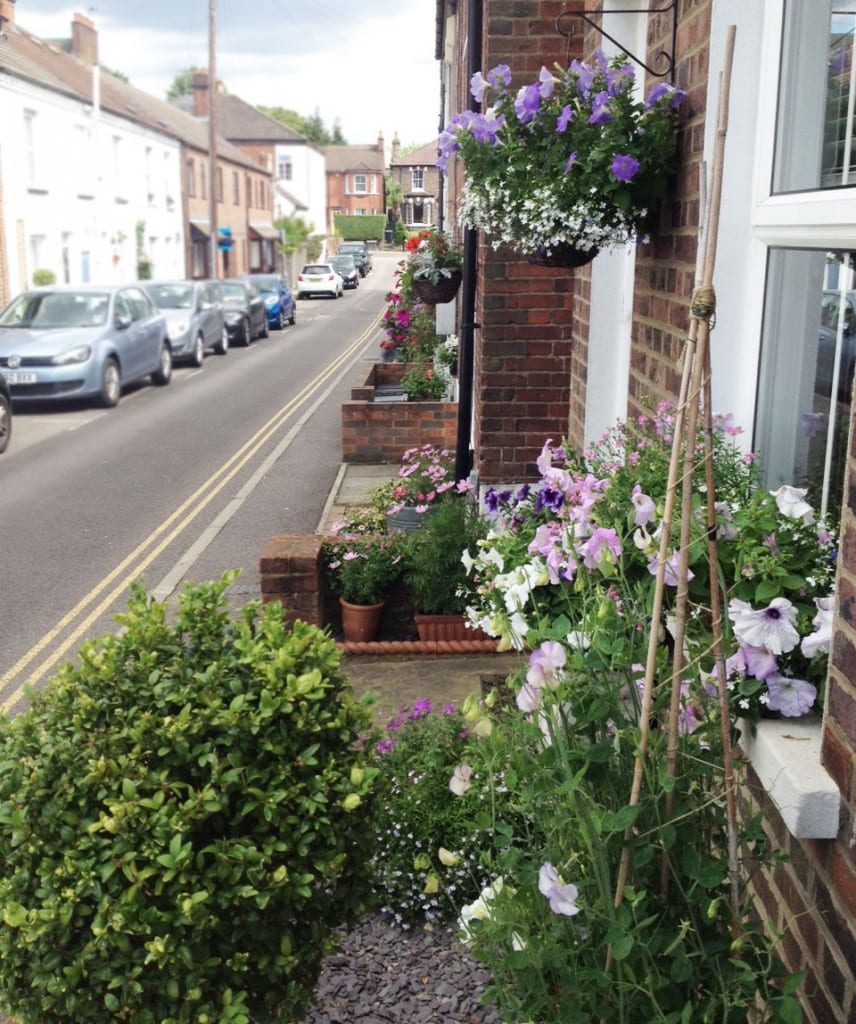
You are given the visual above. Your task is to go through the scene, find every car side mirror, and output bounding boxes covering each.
[114,313,132,330]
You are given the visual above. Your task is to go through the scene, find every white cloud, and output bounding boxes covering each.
[15,1,440,147]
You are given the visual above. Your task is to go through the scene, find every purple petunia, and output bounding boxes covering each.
[611,153,640,182]
[514,83,541,123]
[556,104,575,133]
[588,90,614,124]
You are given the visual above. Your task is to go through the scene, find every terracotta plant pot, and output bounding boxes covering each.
[413,271,463,305]
[413,613,489,642]
[339,598,385,642]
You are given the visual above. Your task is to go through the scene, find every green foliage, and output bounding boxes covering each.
[31,268,56,286]
[0,574,379,1024]
[259,107,346,145]
[404,495,488,615]
[323,508,408,605]
[393,219,407,245]
[400,362,448,401]
[276,216,322,260]
[334,215,386,241]
[166,65,201,101]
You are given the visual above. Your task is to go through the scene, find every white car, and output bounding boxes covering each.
[296,263,344,300]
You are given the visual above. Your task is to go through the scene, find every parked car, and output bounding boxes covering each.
[296,264,344,300]
[0,373,11,454]
[143,280,228,365]
[217,280,269,346]
[817,289,856,402]
[337,242,372,276]
[328,255,360,290]
[241,273,296,330]
[0,285,172,408]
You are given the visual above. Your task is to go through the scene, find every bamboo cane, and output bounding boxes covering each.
[609,26,737,952]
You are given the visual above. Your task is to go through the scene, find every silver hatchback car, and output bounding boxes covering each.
[143,280,228,365]
[0,285,172,407]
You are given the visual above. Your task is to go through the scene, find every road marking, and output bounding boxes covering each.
[0,314,381,711]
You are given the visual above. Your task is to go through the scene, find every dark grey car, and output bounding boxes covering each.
[217,280,269,347]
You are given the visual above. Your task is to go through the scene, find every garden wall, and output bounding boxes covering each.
[341,362,457,463]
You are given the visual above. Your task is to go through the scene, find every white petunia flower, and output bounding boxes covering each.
[771,485,815,525]
[728,597,801,655]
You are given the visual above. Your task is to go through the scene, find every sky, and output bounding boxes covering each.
[15,1,442,150]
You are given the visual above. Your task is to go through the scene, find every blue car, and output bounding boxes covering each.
[0,285,172,408]
[241,273,296,330]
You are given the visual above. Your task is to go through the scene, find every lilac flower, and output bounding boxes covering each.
[580,527,621,571]
[514,83,541,123]
[631,484,655,526]
[728,597,800,656]
[611,153,640,182]
[801,595,833,658]
[538,862,580,916]
[765,674,817,717]
[539,66,557,98]
[556,104,575,133]
[588,91,614,124]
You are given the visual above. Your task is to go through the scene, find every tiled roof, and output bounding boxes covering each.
[0,22,261,171]
[391,139,440,166]
[216,94,314,147]
[323,144,385,174]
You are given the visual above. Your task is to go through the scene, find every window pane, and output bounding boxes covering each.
[775,1,856,191]
[754,248,855,517]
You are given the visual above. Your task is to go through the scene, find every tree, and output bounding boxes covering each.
[166,65,200,101]
[259,106,346,146]
[385,174,404,223]
[276,216,323,261]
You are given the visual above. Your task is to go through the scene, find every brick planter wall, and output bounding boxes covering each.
[341,362,457,463]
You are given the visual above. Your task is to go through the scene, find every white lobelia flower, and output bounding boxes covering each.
[728,597,800,656]
[771,484,815,525]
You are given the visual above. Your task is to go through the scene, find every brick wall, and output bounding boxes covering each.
[259,534,327,629]
[341,362,457,463]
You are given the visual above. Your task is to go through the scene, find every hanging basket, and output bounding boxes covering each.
[413,271,463,305]
[528,243,599,269]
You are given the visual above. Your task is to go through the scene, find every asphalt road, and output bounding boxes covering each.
[0,253,400,714]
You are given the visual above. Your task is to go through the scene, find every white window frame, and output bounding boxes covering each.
[412,167,425,190]
[23,109,38,187]
[353,174,367,194]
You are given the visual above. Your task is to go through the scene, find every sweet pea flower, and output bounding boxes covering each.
[647,549,693,587]
[516,680,544,714]
[765,674,817,717]
[728,597,800,655]
[631,484,655,525]
[526,640,567,689]
[538,862,580,916]
[771,485,815,525]
[801,594,834,658]
[579,527,621,571]
[449,763,472,796]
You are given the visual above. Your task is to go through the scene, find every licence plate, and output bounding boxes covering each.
[309,276,323,283]
[2,370,37,384]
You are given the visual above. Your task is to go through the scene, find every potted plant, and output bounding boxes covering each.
[405,227,464,303]
[438,51,684,266]
[403,493,490,640]
[323,509,407,641]
[401,361,449,401]
[377,444,460,532]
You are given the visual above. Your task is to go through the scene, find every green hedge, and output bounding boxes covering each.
[334,214,386,241]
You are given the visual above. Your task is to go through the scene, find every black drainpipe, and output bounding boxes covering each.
[454,0,483,485]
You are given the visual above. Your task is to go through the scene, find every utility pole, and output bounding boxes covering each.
[207,0,218,278]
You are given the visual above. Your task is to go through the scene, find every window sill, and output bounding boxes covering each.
[738,716,840,839]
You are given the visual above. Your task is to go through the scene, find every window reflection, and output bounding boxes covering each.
[755,250,854,518]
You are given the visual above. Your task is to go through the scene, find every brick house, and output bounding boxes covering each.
[389,136,441,231]
[324,137,386,234]
[437,2,855,1021]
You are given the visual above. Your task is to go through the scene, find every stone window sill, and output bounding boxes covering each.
[738,716,840,839]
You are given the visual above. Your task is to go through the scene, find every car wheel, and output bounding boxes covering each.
[259,315,269,339]
[152,344,173,386]
[0,391,11,454]
[190,333,205,367]
[289,306,296,326]
[277,309,285,330]
[214,327,229,355]
[238,317,251,346]
[98,358,121,408]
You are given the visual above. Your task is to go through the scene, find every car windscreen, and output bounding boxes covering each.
[250,276,278,291]
[148,285,193,309]
[218,283,247,302]
[0,291,110,328]
[330,258,355,270]
[302,266,330,275]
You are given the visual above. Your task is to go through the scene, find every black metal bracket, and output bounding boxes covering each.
[556,2,678,80]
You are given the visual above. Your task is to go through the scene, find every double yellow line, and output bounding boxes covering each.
[1,319,378,713]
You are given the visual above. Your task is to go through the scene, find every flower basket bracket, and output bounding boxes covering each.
[556,2,677,80]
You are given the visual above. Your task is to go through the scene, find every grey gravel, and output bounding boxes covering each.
[298,912,503,1024]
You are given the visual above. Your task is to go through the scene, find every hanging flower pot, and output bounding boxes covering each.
[413,271,463,305]
[339,598,386,642]
[529,243,599,269]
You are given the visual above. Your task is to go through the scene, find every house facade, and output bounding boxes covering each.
[324,138,386,233]
[0,9,275,298]
[389,136,441,231]
[437,2,855,1022]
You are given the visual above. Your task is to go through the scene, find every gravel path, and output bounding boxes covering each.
[299,912,503,1024]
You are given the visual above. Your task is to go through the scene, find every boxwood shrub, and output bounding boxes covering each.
[0,573,379,1024]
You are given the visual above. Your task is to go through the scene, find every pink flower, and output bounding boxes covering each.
[579,527,621,571]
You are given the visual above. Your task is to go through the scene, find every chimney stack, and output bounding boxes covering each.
[71,11,98,66]
[0,1,15,31]
[391,133,401,161]
[192,69,210,117]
